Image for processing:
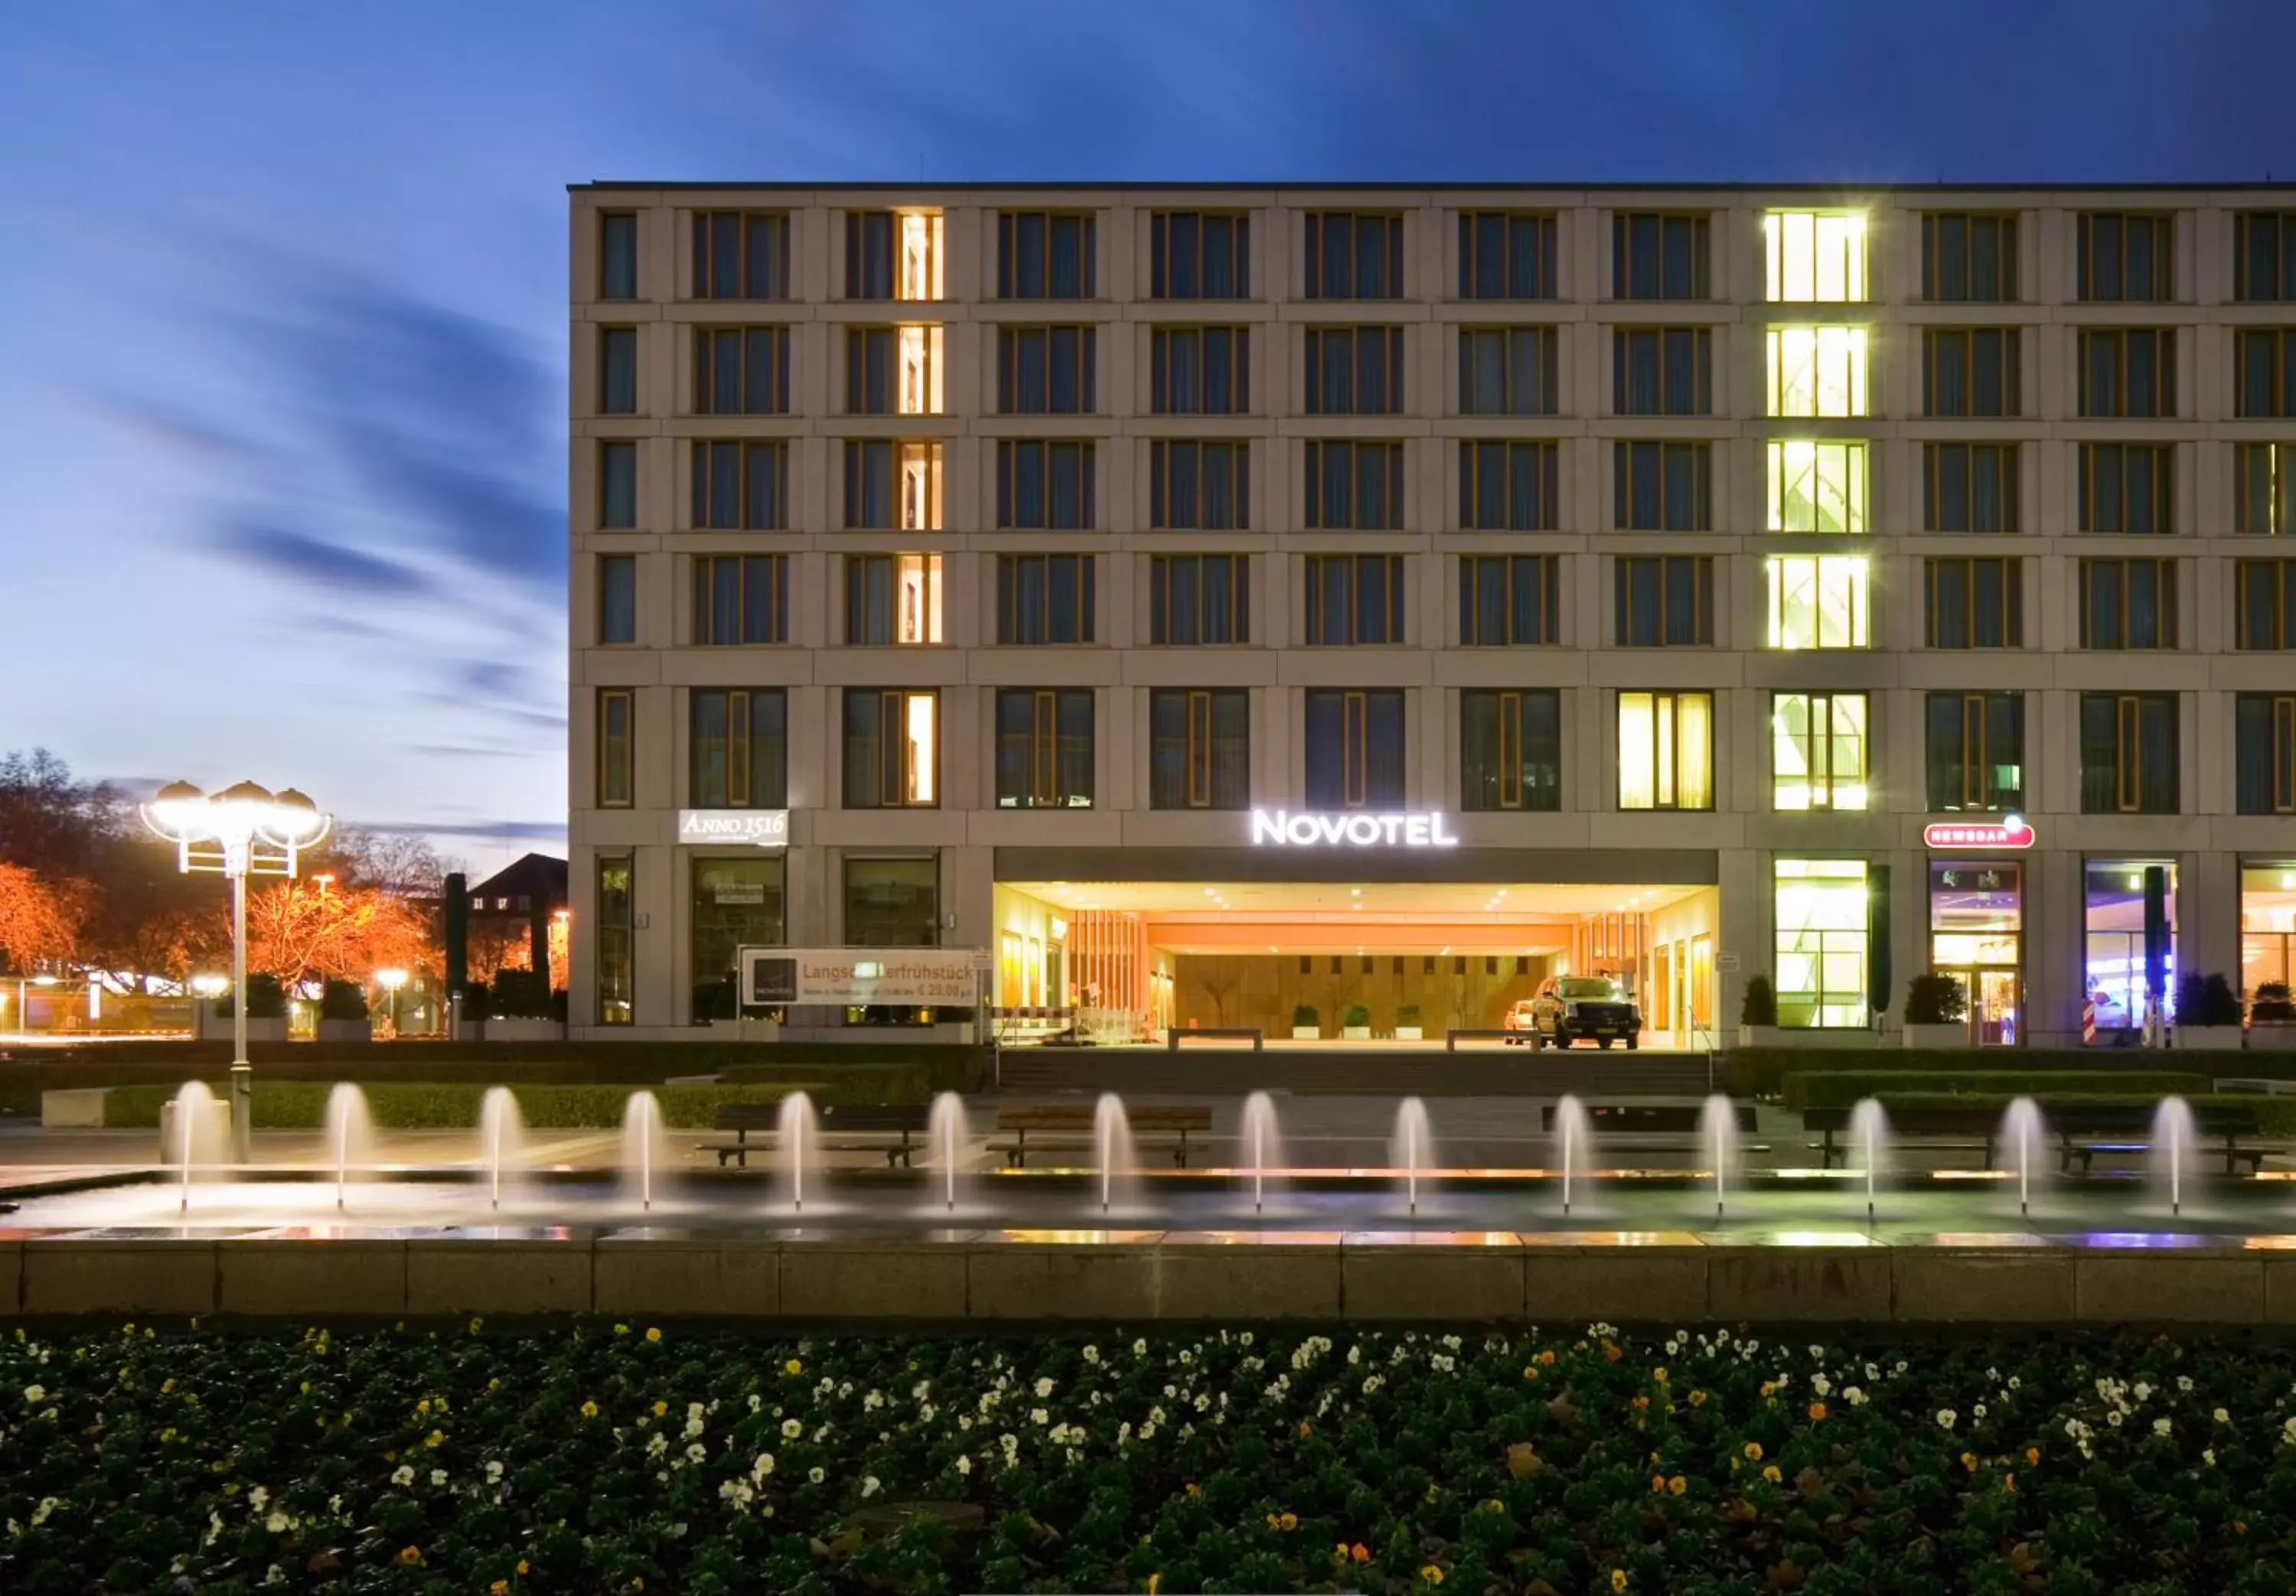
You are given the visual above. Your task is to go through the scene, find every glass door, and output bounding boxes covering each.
[1938,967,2022,1047]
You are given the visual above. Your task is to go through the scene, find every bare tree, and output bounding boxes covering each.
[1192,962,1241,1027]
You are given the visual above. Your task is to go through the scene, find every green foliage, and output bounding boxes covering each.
[1291,1004,1319,1028]
[1739,975,1776,1028]
[316,979,368,1022]
[1783,1070,2210,1111]
[1727,1046,2296,1098]
[457,981,492,1022]
[1903,972,1967,1026]
[1396,1004,1422,1027]
[2179,972,2245,1028]
[217,972,286,1020]
[2256,982,2296,1022]
[1870,1090,2296,1136]
[1341,1003,1371,1028]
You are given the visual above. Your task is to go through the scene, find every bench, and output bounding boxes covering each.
[1167,1028,1262,1051]
[702,1103,934,1169]
[1803,1103,2273,1176]
[990,1104,1215,1168]
[1536,1101,1766,1156]
[2215,1077,2296,1096]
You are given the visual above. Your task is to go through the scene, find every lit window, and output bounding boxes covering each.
[898,325,944,415]
[1773,859,1869,1028]
[1772,692,1868,811]
[1766,325,1869,418]
[1617,690,1712,811]
[843,689,938,808]
[1765,212,1867,303]
[1766,440,1866,533]
[843,554,943,646]
[901,441,942,531]
[1766,555,1869,650]
[899,213,943,301]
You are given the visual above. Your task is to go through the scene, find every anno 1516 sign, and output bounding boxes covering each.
[1922,814,2036,851]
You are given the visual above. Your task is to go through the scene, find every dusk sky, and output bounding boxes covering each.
[2,0,2288,876]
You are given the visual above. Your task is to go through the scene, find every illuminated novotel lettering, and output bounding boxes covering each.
[1247,810,1461,848]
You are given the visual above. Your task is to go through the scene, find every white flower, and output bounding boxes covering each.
[1084,1345,1101,1364]
[2108,1411,2125,1428]
[1242,1332,1255,1346]
[2178,1376,2193,1393]
[2153,1418,2172,1438]
[2007,1376,2020,1391]
[1138,1423,1156,1441]
[1035,1378,1055,1399]
[1936,1409,1957,1432]
[264,1510,292,1533]
[2135,1382,2152,1403]
[647,1432,669,1455]
[31,1498,58,1526]
[1812,1375,1831,1397]
[781,1418,802,1439]
[248,1487,270,1512]
[1131,1339,1146,1357]
[808,1467,825,1485]
[812,1427,827,1443]
[2205,1448,2217,1466]
[919,1403,936,1422]
[1348,1346,1361,1365]
[1029,1407,1048,1425]
[718,1478,754,1508]
[485,1460,504,1484]
[1864,1363,1880,1381]
[1665,1339,1680,1357]
[2216,1408,2232,1425]
[752,1453,775,1480]
[863,1392,883,1411]
[837,1383,853,1399]
[1150,1406,1166,1425]
[1808,1345,1825,1360]
[685,1418,705,1438]
[1973,1403,1988,1418]
[748,1394,762,1412]
[688,1402,705,1420]
[21,1386,43,1405]
[955,1454,973,1476]
[687,1442,708,1463]
[861,1475,880,1497]
[1117,1421,1132,1445]
[391,1465,415,1487]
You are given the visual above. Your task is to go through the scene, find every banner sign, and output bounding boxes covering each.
[679,809,788,848]
[742,947,979,1006]
[1921,815,2034,851]
[1247,809,1459,848]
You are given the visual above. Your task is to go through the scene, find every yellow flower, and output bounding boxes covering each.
[631,1581,644,1593]
[1650,1474,1665,1493]
[397,1546,424,1566]
[1612,1572,1629,1592]
[1960,1451,1978,1471]
[469,1316,484,1334]
[161,1379,175,1394]
[614,1324,630,1336]
[1653,1367,1668,1383]
[1760,1382,1777,1398]
[1279,1511,1297,1531]
[1536,1350,1556,1366]
[2025,1446,2040,1465]
[652,1401,668,1418]
[1762,1465,1782,1484]
[1185,1481,1201,1498]
[491,1583,510,1596]
[517,1560,530,1576]
[1420,1568,1445,1587]
[1334,1543,1350,1562]
[1808,1402,1828,1422]
[1668,1475,1687,1496]
[1522,1366,1540,1381]
[1743,1442,1762,1461]
[1352,1544,1370,1563]
[1688,1389,1707,1406]
[645,1327,662,1344]
[425,1430,444,1448]
[1266,1512,1280,1530]
[416,1399,431,1418]
[580,1401,599,1419]
[1146,1576,1162,1595]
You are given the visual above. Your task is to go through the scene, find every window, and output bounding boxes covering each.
[997,211,1095,299]
[846,210,941,301]
[2236,560,2296,650]
[1303,555,1405,644]
[1767,440,1866,533]
[844,857,938,952]
[2079,692,2178,813]
[1150,555,1250,644]
[2238,444,2296,535]
[1612,212,1708,299]
[1617,690,1712,810]
[598,556,637,645]
[2236,695,2296,813]
[1924,443,2019,533]
[1150,212,1249,299]
[2077,443,2173,535]
[599,441,638,529]
[1774,860,1869,1028]
[1926,692,2025,813]
[1303,441,1404,530]
[1149,441,1250,529]
[843,326,944,416]
[1765,211,1867,302]
[2236,329,2296,417]
[1306,326,1404,415]
[690,441,788,530]
[1304,213,1402,299]
[1613,327,1713,415]
[1615,441,1711,530]
[693,211,790,301]
[1458,327,1557,415]
[2079,329,2176,417]
[843,439,944,531]
[1773,692,1868,811]
[1458,555,1559,645]
[997,326,1097,415]
[690,688,788,808]
[1614,556,1715,647]
[1922,213,2017,301]
[996,554,1097,645]
[1150,327,1249,414]
[694,327,791,415]
[1766,555,1870,650]
[843,554,942,646]
[1459,441,1558,530]
[1461,689,1561,811]
[2077,212,2172,302]
[1458,212,1557,300]
[600,212,638,300]
[600,327,637,415]
[1924,557,2023,647]
[1149,689,1248,809]
[996,440,1097,529]
[843,689,938,807]
[1304,689,1404,807]
[2079,558,2178,649]
[992,689,1094,809]
[2236,213,2296,301]
[596,689,633,807]
[595,856,632,1026]
[690,856,784,1021]
[692,555,789,645]
[1766,325,1868,418]
[1922,328,2020,416]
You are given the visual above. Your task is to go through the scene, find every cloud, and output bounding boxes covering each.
[216,519,437,596]
[405,744,528,761]
[357,818,566,843]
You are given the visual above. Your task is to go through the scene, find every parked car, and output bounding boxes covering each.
[1526,976,1641,1050]
[1501,998,1541,1043]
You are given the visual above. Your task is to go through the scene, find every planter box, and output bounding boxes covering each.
[2176,1025,2246,1052]
[1903,1022,1973,1049]
[1342,1025,1371,1041]
[1394,1026,1423,1041]
[42,1088,110,1129]
[486,1018,567,1043]
[1291,1026,1319,1041]
[315,1018,372,1044]
[207,1015,288,1044]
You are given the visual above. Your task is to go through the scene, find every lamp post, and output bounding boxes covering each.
[142,781,331,1161]
[376,967,408,1037]
[5,973,60,1039]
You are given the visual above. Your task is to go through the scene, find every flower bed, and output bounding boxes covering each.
[7,1324,2296,1594]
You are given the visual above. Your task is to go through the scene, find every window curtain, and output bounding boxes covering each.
[742,559,781,645]
[1972,330,2007,415]
[1931,334,1968,415]
[1164,441,1199,529]
[2078,695,2118,811]
[843,692,885,807]
[1620,442,1658,529]
[1511,557,1549,642]
[1511,218,1551,300]
[1363,691,1405,805]
[1355,557,1394,643]
[1303,691,1345,804]
[1665,444,1703,529]
[1201,329,1234,415]
[1617,331,1659,413]
[994,692,1034,803]
[602,330,636,413]
[1662,328,1702,415]
[1974,560,2007,645]
[1148,692,1187,808]
[745,216,785,299]
[1971,448,2006,533]
[1356,445,1393,529]
[1663,558,1703,645]
[2236,696,2281,813]
[1055,691,1093,802]
[1925,694,1963,811]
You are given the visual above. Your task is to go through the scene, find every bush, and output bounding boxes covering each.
[492,968,552,1019]
[1725,1046,2296,1099]
[1396,1003,1422,1027]
[2256,982,2296,1022]
[1291,1004,1318,1028]
[1341,1002,1371,1028]
[1902,972,1967,1025]
[2178,972,2245,1028]
[218,972,286,1020]
[317,979,368,1022]
[1740,975,1776,1028]
[457,982,492,1023]
[1783,1068,2210,1112]
[1870,1090,2296,1138]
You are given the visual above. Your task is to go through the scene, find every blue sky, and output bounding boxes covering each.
[0,0,2288,875]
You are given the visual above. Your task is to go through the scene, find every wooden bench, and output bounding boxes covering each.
[1538,1101,1766,1155]
[1803,1103,2273,1176]
[1166,1028,1262,1051]
[702,1103,934,1169]
[990,1103,1214,1168]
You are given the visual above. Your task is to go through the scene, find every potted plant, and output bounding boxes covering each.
[1735,974,1776,1047]
[453,979,492,1041]
[216,972,291,1044]
[1291,1003,1319,1041]
[1902,972,1971,1049]
[315,978,372,1044]
[2175,972,2247,1050]
[1342,1002,1372,1041]
[1394,1002,1424,1042]
[2251,980,2296,1044]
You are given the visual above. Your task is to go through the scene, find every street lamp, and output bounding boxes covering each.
[376,967,409,1037]
[142,780,331,1161]
[5,973,60,1038]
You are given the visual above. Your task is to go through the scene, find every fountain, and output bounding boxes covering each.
[1699,1095,1740,1223]
[1998,1096,2046,1219]
[169,1082,223,1214]
[2151,1096,2200,1217]
[478,1088,526,1213]
[619,1091,669,1212]
[1848,1097,1891,1225]
[324,1083,374,1212]
[1093,1093,1135,1214]
[924,1092,977,1213]
[1551,1095,1594,1217]
[1239,1092,1285,1214]
[1390,1097,1433,1216]
[777,1092,820,1214]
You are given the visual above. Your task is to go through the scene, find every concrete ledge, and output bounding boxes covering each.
[595,1239,780,1318]
[407,1239,591,1314]
[1896,1251,2078,1323]
[2076,1254,2266,1324]
[1161,1240,1341,1319]
[1525,1249,1710,1324]
[968,1243,1161,1320]
[1709,1249,1893,1323]
[24,1240,216,1316]
[1342,1246,1526,1321]
[220,1239,408,1317]
[783,1240,968,1318]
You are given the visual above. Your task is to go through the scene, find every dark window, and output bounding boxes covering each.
[599,441,638,529]
[694,327,791,415]
[693,211,791,300]
[843,555,941,647]
[843,440,895,530]
[1150,212,1250,299]
[2077,443,2174,536]
[846,327,895,415]
[2236,213,2296,302]
[1304,689,1405,807]
[1459,442,1559,530]
[598,555,637,645]
[2236,329,2296,418]
[690,441,788,530]
[1148,441,1250,529]
[841,689,939,808]
[996,440,1097,529]
[1458,212,1557,300]
[1612,327,1713,415]
[1924,558,2024,647]
[689,688,788,808]
[1457,556,1559,645]
[1303,213,1403,299]
[2079,559,2178,649]
[1305,326,1404,415]
[995,554,1097,645]
[600,212,638,300]
[1303,555,1405,645]
[2237,443,2296,535]
[843,857,938,951]
[2235,694,2296,813]
[2235,560,2296,650]
[595,856,633,1026]
[692,555,789,645]
[1149,327,1249,414]
[1921,213,2017,301]
[2078,212,2173,302]
[2079,692,2178,813]
[994,689,1094,809]
[1149,689,1249,809]
[1149,555,1250,644]
[1458,327,1557,415]
[1923,443,2019,533]
[1613,212,1710,299]
[997,326,1097,414]
[1614,441,1712,530]
[1925,692,2026,813]
[1460,689,1561,811]
[1923,328,2020,416]
[2079,328,2177,416]
[600,327,637,414]
[1613,556,1715,646]
[997,211,1096,299]
[844,211,895,299]
[597,689,633,807]
[1303,441,1404,530]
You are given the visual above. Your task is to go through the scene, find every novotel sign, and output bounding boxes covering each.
[1248,809,1460,848]
[1921,814,2035,851]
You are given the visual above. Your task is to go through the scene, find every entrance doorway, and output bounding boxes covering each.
[1936,966,2021,1047]
[1929,862,2023,1047]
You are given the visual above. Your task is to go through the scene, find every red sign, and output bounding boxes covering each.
[1923,816,2035,851]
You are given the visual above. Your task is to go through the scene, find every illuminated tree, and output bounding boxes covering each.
[239,881,432,989]
[0,862,85,971]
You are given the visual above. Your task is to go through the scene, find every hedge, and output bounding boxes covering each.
[1726,1045,2296,1098]
[1869,1090,2296,1137]
[96,1080,915,1132]
[1782,1069,2210,1111]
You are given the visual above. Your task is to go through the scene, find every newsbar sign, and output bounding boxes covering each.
[677,809,789,848]
[1248,809,1460,848]
[1921,814,2035,851]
